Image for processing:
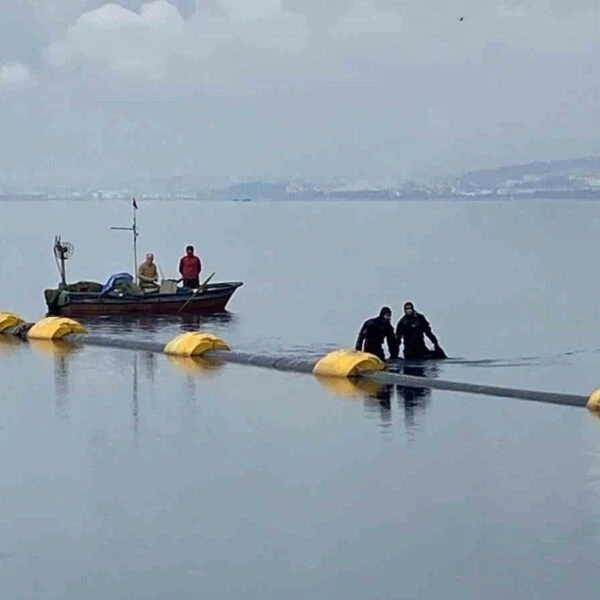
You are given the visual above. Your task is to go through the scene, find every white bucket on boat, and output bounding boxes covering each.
[160,279,179,294]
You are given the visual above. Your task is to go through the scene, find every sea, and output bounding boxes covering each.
[1,198,599,599]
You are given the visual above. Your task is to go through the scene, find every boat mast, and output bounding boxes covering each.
[53,235,74,286]
[110,196,139,284]
[54,235,67,285]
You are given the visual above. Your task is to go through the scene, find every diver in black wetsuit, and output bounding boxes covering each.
[355,306,398,361]
[395,301,446,359]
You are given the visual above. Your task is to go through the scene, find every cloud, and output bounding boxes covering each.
[0,63,34,92]
[45,2,186,80]
[42,0,600,92]
[220,0,281,21]
[1,1,598,183]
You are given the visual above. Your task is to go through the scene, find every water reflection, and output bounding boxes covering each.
[45,345,147,439]
[142,350,157,383]
[317,359,441,436]
[166,355,226,397]
[396,364,433,432]
[79,314,161,335]
[77,312,237,339]
[178,312,235,331]
[132,351,139,438]
[29,339,82,419]
[34,337,227,439]
[0,334,21,352]
[166,355,226,375]
[362,383,393,430]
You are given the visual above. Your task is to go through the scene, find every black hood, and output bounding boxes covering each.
[379,306,392,318]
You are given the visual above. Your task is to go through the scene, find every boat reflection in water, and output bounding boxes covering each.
[29,335,226,442]
[28,339,83,419]
[71,311,237,340]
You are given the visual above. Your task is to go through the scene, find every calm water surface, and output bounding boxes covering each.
[1,199,600,598]
[2,199,600,391]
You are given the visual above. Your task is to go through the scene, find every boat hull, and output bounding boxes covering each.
[45,282,243,317]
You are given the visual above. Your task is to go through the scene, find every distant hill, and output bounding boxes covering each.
[457,157,600,188]
[210,180,294,201]
[3,156,600,200]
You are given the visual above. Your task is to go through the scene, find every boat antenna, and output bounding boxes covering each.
[110,196,139,284]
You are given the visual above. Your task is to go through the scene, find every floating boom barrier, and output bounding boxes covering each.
[1,312,599,412]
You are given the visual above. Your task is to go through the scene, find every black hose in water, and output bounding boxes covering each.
[0,327,593,409]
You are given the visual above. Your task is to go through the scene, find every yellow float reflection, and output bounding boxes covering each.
[28,338,80,358]
[166,355,226,377]
[314,375,385,398]
[0,334,21,351]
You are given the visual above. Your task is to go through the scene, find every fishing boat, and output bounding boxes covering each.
[44,272,243,317]
[43,201,243,317]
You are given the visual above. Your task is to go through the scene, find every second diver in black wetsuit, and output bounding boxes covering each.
[395,301,446,360]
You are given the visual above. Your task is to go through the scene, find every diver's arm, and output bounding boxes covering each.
[355,322,367,351]
[386,326,399,359]
[394,320,403,347]
[422,316,439,347]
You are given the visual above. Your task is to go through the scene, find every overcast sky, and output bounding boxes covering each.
[0,1,598,186]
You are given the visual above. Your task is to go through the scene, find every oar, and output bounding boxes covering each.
[178,272,216,313]
[199,271,216,289]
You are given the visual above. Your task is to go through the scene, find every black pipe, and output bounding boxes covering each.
[67,334,320,373]
[364,370,588,407]
[0,327,592,408]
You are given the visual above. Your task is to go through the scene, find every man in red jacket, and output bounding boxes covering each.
[178,245,202,288]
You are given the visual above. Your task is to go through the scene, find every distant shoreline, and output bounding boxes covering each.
[1,193,599,202]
